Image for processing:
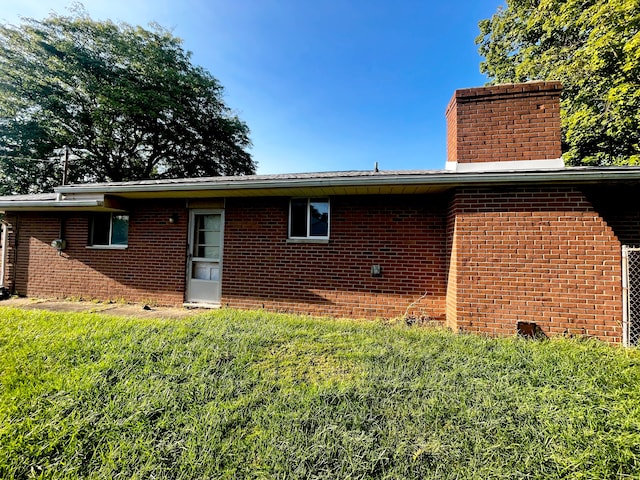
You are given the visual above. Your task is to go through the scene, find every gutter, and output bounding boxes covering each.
[53,169,640,196]
[0,200,104,211]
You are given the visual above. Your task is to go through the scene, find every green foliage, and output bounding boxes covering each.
[477,0,640,166]
[1,307,639,478]
[0,6,255,195]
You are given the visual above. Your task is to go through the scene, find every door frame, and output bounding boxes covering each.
[185,208,225,305]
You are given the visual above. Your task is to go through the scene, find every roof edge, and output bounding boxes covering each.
[51,168,640,196]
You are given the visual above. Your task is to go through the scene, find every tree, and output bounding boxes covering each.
[0,7,255,195]
[477,0,640,166]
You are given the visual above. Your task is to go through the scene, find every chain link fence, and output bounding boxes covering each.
[622,246,640,347]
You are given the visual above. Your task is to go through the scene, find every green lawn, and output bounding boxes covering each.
[0,307,639,479]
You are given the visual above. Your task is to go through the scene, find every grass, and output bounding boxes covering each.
[0,307,639,479]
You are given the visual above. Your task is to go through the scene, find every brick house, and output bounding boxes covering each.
[1,81,639,344]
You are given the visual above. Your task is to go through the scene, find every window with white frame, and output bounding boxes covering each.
[89,213,129,247]
[289,198,330,239]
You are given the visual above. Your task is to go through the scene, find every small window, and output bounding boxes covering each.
[89,213,129,247]
[289,198,329,239]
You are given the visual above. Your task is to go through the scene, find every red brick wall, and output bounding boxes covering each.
[448,186,623,342]
[221,195,449,320]
[3,187,631,344]
[7,200,188,305]
[445,98,458,163]
[445,194,458,329]
[584,185,640,246]
[446,82,562,163]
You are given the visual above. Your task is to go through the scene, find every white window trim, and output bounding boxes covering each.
[288,197,330,240]
[286,238,330,244]
[87,213,129,248]
[86,245,128,250]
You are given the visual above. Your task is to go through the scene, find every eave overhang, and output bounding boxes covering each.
[2,167,640,212]
[0,200,104,211]
[0,194,128,213]
[52,168,640,199]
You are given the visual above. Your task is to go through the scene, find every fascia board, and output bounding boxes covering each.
[0,200,104,211]
[53,169,640,196]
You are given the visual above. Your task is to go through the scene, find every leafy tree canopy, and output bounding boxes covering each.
[477,0,640,166]
[0,6,255,195]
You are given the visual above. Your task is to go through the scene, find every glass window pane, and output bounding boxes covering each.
[203,215,220,231]
[111,215,129,245]
[197,246,219,259]
[290,199,307,237]
[91,213,110,245]
[192,262,219,280]
[199,231,220,246]
[310,200,329,237]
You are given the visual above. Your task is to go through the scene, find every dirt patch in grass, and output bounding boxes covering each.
[0,296,206,319]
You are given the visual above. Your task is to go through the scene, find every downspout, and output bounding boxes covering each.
[0,220,6,287]
[58,214,65,256]
[11,215,18,294]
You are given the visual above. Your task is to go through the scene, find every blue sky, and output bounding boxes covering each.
[3,1,503,174]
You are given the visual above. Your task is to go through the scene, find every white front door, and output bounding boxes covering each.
[186,210,224,304]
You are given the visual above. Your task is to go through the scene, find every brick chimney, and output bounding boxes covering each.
[445,81,563,172]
